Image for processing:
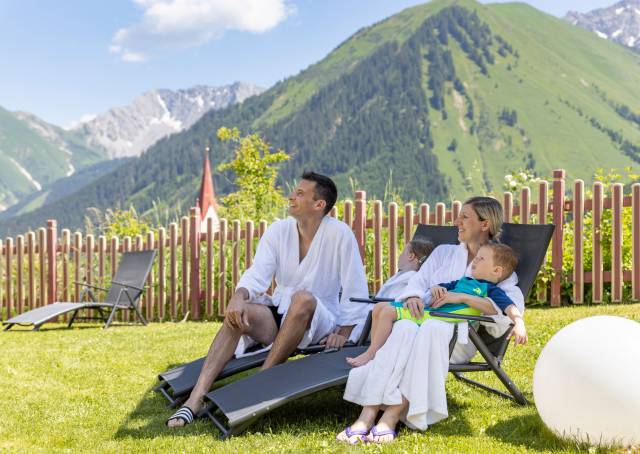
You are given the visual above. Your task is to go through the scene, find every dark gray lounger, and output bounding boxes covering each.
[3,250,156,331]
[155,225,458,406]
[201,223,554,438]
[156,344,330,407]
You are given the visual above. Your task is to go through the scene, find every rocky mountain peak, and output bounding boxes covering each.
[565,0,640,50]
[72,82,264,159]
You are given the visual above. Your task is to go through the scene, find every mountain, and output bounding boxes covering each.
[565,0,640,51]
[0,82,262,219]
[72,82,264,159]
[0,107,104,211]
[3,0,640,235]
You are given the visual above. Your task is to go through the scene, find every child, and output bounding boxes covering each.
[375,239,434,299]
[346,243,525,367]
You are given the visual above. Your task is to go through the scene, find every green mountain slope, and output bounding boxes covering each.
[2,0,640,235]
[0,107,105,210]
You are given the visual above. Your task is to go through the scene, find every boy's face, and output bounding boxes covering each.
[471,246,502,283]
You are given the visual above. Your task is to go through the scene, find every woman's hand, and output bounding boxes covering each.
[404,297,424,319]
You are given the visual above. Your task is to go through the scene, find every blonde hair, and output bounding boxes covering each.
[408,239,434,268]
[485,243,518,280]
[464,196,504,241]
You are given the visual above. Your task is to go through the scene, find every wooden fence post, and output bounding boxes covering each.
[550,169,565,307]
[452,201,461,224]
[189,207,201,320]
[592,182,604,303]
[218,218,228,316]
[17,235,24,314]
[435,203,445,226]
[354,191,366,263]
[373,200,383,293]
[573,180,584,304]
[404,203,414,246]
[38,228,46,308]
[27,232,35,310]
[388,202,398,277]
[145,231,155,321]
[633,183,640,301]
[503,192,513,223]
[611,183,623,303]
[537,180,549,302]
[158,227,166,320]
[5,238,13,319]
[520,187,530,224]
[419,203,430,225]
[46,220,57,305]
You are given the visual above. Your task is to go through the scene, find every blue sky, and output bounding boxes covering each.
[0,0,615,127]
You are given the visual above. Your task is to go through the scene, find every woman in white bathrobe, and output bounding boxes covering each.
[339,196,527,444]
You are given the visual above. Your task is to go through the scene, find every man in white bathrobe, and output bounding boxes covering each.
[167,171,369,427]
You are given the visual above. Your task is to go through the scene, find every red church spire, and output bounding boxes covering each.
[199,147,218,221]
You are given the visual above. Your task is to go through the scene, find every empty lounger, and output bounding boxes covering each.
[3,250,156,331]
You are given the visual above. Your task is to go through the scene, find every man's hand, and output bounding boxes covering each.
[320,333,347,350]
[509,318,528,345]
[224,290,250,330]
[430,286,447,303]
[404,297,424,319]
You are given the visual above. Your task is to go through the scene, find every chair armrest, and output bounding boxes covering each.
[349,297,395,304]
[74,281,109,293]
[428,311,495,323]
[111,280,145,292]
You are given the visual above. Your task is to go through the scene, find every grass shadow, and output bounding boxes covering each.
[485,413,592,452]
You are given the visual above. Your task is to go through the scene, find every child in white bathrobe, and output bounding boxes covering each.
[344,239,433,366]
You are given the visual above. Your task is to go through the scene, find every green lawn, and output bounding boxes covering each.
[1,305,638,453]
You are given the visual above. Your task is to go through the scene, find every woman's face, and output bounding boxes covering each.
[454,204,490,243]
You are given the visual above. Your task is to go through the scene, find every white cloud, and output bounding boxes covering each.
[110,0,295,62]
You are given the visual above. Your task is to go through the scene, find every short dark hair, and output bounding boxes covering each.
[301,171,337,215]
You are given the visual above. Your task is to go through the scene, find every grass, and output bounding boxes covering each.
[1,304,638,453]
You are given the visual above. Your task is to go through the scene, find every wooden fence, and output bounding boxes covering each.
[1,169,639,322]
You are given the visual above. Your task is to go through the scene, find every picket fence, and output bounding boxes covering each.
[1,169,639,322]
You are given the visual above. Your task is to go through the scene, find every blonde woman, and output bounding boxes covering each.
[338,197,527,444]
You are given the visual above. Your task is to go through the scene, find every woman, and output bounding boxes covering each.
[338,196,527,444]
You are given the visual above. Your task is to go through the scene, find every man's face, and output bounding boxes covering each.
[288,179,324,219]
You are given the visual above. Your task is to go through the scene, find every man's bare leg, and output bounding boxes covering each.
[261,290,316,370]
[167,304,277,427]
[346,303,397,367]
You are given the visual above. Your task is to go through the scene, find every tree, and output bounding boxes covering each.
[216,127,290,222]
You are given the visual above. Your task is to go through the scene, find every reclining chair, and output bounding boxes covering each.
[3,250,156,331]
[154,225,459,408]
[199,223,554,438]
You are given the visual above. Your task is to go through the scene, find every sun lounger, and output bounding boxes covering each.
[3,250,156,331]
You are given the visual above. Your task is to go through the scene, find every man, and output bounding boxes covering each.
[167,171,369,427]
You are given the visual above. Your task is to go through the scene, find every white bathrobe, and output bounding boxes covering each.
[349,270,417,340]
[343,243,524,430]
[234,216,369,355]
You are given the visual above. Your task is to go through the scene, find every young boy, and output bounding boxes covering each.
[346,243,526,367]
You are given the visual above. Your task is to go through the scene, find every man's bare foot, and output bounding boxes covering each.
[346,350,375,367]
[166,398,204,428]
